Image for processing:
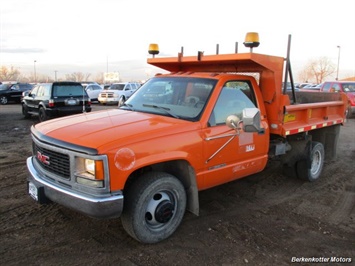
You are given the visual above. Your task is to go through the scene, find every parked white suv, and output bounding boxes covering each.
[98,82,141,105]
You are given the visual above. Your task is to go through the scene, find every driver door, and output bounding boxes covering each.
[201,81,269,189]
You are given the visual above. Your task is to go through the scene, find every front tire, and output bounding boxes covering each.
[22,104,31,118]
[0,96,8,105]
[39,107,48,122]
[296,141,325,182]
[118,95,126,107]
[121,172,187,243]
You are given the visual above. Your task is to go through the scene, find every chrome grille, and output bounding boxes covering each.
[33,142,70,179]
[100,92,114,98]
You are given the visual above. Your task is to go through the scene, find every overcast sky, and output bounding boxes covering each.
[1,0,355,82]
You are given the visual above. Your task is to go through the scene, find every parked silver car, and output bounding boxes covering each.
[98,82,141,105]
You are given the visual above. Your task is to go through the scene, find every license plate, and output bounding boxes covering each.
[28,182,38,201]
[67,99,77,105]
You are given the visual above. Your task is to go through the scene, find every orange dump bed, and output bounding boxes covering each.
[148,52,347,137]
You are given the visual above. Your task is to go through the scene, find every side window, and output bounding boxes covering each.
[332,83,341,92]
[37,86,44,97]
[322,83,332,92]
[31,86,39,96]
[12,84,20,90]
[209,81,257,126]
[44,85,51,97]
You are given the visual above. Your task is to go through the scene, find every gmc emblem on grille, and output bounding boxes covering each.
[37,151,50,165]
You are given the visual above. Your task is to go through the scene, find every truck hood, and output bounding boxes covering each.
[33,109,193,153]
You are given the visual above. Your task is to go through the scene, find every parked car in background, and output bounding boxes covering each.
[84,84,103,102]
[320,81,355,117]
[98,82,141,105]
[0,82,34,104]
[300,83,322,91]
[22,81,91,121]
[296,83,312,89]
[101,84,111,90]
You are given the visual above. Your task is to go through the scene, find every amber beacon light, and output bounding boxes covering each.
[243,32,260,52]
[148,43,159,57]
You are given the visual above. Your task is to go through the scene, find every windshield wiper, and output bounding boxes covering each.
[142,104,180,118]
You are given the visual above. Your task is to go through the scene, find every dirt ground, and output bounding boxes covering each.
[0,103,354,266]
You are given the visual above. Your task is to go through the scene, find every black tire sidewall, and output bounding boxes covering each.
[297,141,324,182]
[22,104,30,118]
[39,108,47,122]
[121,172,186,243]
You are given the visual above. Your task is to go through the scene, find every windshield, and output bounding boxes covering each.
[122,77,216,121]
[109,84,125,90]
[0,84,12,90]
[343,83,355,92]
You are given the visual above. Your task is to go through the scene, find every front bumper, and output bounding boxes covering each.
[98,97,119,104]
[26,157,123,219]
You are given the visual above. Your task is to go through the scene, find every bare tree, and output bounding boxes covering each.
[94,72,104,84]
[298,57,336,83]
[0,66,21,81]
[65,72,91,82]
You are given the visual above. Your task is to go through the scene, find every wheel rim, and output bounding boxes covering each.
[1,96,8,104]
[145,190,177,229]
[118,96,125,107]
[310,149,322,176]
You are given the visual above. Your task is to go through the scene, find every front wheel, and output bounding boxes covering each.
[0,96,8,105]
[121,172,187,243]
[39,107,48,122]
[296,141,325,182]
[118,95,126,107]
[22,104,31,118]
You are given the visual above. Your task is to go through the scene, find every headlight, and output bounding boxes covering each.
[75,157,105,188]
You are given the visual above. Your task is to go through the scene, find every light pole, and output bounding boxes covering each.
[54,70,58,81]
[34,60,37,83]
[336,46,341,80]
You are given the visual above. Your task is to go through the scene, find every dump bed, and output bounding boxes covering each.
[148,52,347,137]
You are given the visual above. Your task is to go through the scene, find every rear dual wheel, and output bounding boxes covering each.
[297,141,325,182]
[121,172,186,243]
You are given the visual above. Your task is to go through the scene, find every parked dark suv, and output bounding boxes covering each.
[0,82,34,104]
[22,82,91,121]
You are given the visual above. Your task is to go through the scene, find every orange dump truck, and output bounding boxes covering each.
[27,34,347,243]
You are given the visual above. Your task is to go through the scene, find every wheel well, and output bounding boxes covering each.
[124,160,199,216]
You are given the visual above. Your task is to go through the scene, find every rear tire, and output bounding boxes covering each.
[296,141,324,182]
[121,172,186,243]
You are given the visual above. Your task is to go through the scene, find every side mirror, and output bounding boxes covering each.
[226,108,263,133]
[241,108,263,133]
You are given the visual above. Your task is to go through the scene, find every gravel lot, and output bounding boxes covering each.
[1,103,354,265]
